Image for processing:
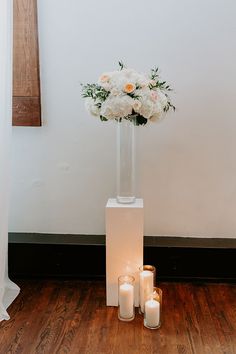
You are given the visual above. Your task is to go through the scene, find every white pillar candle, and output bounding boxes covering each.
[145,299,160,328]
[119,283,134,319]
[139,270,153,313]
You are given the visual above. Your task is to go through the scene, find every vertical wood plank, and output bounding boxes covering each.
[13,0,41,126]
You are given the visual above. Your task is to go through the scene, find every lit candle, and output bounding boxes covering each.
[139,270,154,313]
[145,299,160,328]
[119,283,134,319]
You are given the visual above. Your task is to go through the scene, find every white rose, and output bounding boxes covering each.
[101,82,111,91]
[149,111,163,122]
[140,82,148,89]
[149,79,156,86]
[132,100,142,112]
[98,73,111,83]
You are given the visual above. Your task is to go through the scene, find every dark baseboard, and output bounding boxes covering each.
[8,233,236,282]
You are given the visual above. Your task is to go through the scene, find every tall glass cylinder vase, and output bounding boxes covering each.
[116,119,135,204]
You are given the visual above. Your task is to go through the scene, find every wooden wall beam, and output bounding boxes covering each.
[13,0,41,126]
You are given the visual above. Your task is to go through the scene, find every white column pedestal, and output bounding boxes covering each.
[106,198,144,307]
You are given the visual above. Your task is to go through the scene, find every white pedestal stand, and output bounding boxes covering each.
[106,198,144,307]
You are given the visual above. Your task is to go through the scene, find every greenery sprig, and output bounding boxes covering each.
[81,83,110,103]
[149,67,175,112]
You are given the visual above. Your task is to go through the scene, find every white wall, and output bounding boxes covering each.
[10,0,236,238]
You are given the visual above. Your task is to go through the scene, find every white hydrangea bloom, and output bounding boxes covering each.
[134,88,154,119]
[150,101,164,122]
[85,98,100,117]
[100,95,133,119]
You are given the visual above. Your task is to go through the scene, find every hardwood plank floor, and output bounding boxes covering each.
[0,280,236,354]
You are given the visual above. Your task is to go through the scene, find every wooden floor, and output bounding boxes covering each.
[1,280,236,354]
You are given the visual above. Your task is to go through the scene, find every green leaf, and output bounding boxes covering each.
[118,61,125,70]
[100,115,108,121]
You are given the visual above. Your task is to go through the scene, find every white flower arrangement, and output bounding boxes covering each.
[82,62,175,126]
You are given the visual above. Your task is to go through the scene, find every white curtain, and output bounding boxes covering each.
[0,0,20,322]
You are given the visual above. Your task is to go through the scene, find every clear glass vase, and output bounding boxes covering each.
[116,119,135,204]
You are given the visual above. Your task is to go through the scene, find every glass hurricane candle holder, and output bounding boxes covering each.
[144,287,162,329]
[118,275,135,322]
[139,265,156,314]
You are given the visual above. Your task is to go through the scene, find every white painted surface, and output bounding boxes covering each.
[106,198,143,306]
[0,0,20,322]
[10,0,236,238]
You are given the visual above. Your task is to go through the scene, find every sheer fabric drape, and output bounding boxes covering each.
[0,0,20,322]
